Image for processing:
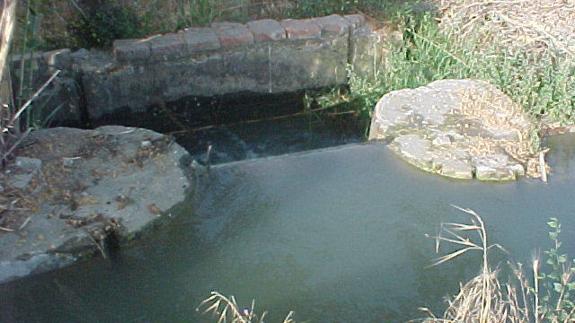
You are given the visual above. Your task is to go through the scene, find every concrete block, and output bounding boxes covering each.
[313,15,351,36]
[113,38,151,62]
[149,33,187,61]
[281,19,321,40]
[211,22,254,48]
[246,19,286,42]
[344,14,366,29]
[42,48,72,70]
[350,26,385,80]
[181,27,221,52]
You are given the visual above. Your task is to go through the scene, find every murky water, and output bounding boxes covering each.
[2,135,575,323]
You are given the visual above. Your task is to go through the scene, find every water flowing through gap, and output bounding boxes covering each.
[2,130,575,322]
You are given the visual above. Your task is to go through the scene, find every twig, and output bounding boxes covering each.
[84,229,107,259]
[539,150,547,183]
[18,215,31,231]
[0,226,14,232]
[1,128,31,161]
[167,105,356,136]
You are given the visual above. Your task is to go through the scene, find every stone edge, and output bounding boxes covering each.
[112,14,368,63]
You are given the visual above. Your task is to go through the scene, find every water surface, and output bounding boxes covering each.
[2,135,575,323]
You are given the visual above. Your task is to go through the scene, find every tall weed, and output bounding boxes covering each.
[348,11,575,126]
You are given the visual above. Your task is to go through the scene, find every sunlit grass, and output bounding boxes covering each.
[346,10,575,127]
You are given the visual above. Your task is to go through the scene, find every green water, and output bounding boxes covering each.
[2,135,575,323]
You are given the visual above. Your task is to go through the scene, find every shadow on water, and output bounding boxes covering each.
[91,91,364,164]
[2,134,575,322]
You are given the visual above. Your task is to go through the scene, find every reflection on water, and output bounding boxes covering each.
[2,135,575,323]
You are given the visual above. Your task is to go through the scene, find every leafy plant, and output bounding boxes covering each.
[537,218,575,322]
[416,207,575,323]
[68,2,145,48]
[345,10,575,129]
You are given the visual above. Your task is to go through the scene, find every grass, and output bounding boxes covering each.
[413,207,575,323]
[13,1,575,128]
[1,0,63,168]
[198,208,575,323]
[198,291,296,323]
[22,0,414,50]
[343,10,575,128]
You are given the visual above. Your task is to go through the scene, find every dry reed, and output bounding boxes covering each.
[412,206,575,323]
[198,291,296,323]
[434,0,575,58]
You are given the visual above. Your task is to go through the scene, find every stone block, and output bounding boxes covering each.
[313,15,351,36]
[149,33,187,61]
[113,38,151,62]
[281,19,321,40]
[475,165,516,181]
[269,35,348,92]
[439,159,474,180]
[42,48,72,70]
[344,14,366,29]
[370,80,535,181]
[246,19,286,42]
[150,54,225,100]
[211,22,254,48]
[350,26,384,80]
[181,27,221,52]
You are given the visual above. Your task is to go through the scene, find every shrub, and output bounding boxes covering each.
[68,2,145,49]
[345,9,575,128]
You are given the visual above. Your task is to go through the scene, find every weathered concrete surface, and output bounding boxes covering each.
[11,14,385,123]
[0,126,191,284]
[369,79,544,181]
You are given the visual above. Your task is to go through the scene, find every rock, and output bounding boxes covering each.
[0,126,192,284]
[390,134,434,171]
[432,134,452,146]
[140,140,152,148]
[439,159,474,180]
[369,79,539,181]
[6,157,42,190]
[62,157,79,167]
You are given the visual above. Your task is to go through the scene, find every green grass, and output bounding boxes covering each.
[23,0,416,50]
[345,10,575,127]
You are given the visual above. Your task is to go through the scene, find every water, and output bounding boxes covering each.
[2,135,575,323]
[93,91,364,164]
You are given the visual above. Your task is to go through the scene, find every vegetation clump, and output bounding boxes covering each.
[67,2,145,49]
[415,207,575,323]
[198,291,296,323]
[343,8,575,130]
